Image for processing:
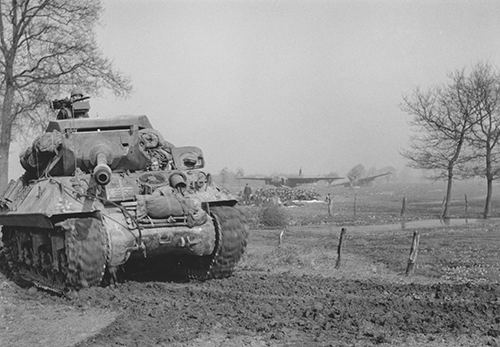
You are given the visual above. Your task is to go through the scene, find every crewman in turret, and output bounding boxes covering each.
[53,90,90,119]
[70,90,90,118]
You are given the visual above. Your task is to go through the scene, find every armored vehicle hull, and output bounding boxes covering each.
[0,115,247,290]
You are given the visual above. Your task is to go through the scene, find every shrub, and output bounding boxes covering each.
[237,205,260,228]
[260,204,288,228]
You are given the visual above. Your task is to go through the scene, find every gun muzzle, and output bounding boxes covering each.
[93,152,112,185]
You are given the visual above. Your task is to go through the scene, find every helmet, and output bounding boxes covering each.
[70,90,84,98]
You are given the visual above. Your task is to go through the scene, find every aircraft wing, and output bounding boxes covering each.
[239,175,343,187]
[330,179,352,187]
[239,177,270,181]
[331,172,392,188]
[355,172,392,185]
[285,176,344,187]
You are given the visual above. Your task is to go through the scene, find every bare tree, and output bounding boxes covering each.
[235,168,245,178]
[465,63,500,218]
[0,0,131,191]
[402,70,477,219]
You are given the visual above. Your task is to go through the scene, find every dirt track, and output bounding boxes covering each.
[1,269,498,347]
[68,272,498,346]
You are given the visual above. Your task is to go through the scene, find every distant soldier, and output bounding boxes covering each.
[326,193,333,216]
[243,184,252,205]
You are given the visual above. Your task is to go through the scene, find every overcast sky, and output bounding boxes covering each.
[12,0,500,178]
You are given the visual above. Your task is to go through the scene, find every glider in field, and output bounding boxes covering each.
[239,173,344,188]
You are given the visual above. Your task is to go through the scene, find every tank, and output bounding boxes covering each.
[0,114,248,290]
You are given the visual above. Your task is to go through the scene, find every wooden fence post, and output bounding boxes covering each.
[464,194,468,224]
[278,229,285,247]
[405,231,420,276]
[353,193,357,219]
[335,227,347,269]
[400,196,407,217]
[400,196,407,230]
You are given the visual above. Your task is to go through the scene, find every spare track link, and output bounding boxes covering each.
[185,205,248,281]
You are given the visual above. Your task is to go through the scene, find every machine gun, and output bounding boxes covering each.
[51,96,90,110]
[51,96,91,119]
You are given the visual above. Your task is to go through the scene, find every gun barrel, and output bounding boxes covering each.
[93,152,112,185]
[73,96,90,103]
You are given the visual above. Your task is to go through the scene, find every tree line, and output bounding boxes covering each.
[402,62,500,219]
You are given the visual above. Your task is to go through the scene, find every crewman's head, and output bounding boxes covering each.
[70,90,84,101]
[151,159,160,171]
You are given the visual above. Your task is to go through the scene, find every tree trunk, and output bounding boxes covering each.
[0,143,10,193]
[442,168,453,219]
[0,77,15,193]
[484,175,493,218]
[483,146,493,219]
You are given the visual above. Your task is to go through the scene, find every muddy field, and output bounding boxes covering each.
[1,182,500,346]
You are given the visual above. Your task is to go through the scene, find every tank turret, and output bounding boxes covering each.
[20,115,158,179]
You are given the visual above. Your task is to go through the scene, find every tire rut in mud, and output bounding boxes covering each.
[76,273,500,346]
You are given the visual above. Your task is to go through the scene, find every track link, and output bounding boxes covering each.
[61,218,108,288]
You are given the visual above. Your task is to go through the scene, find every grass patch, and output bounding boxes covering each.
[346,223,500,282]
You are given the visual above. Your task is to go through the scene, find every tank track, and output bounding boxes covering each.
[1,208,247,288]
[1,217,109,292]
[62,218,108,288]
[183,206,248,281]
